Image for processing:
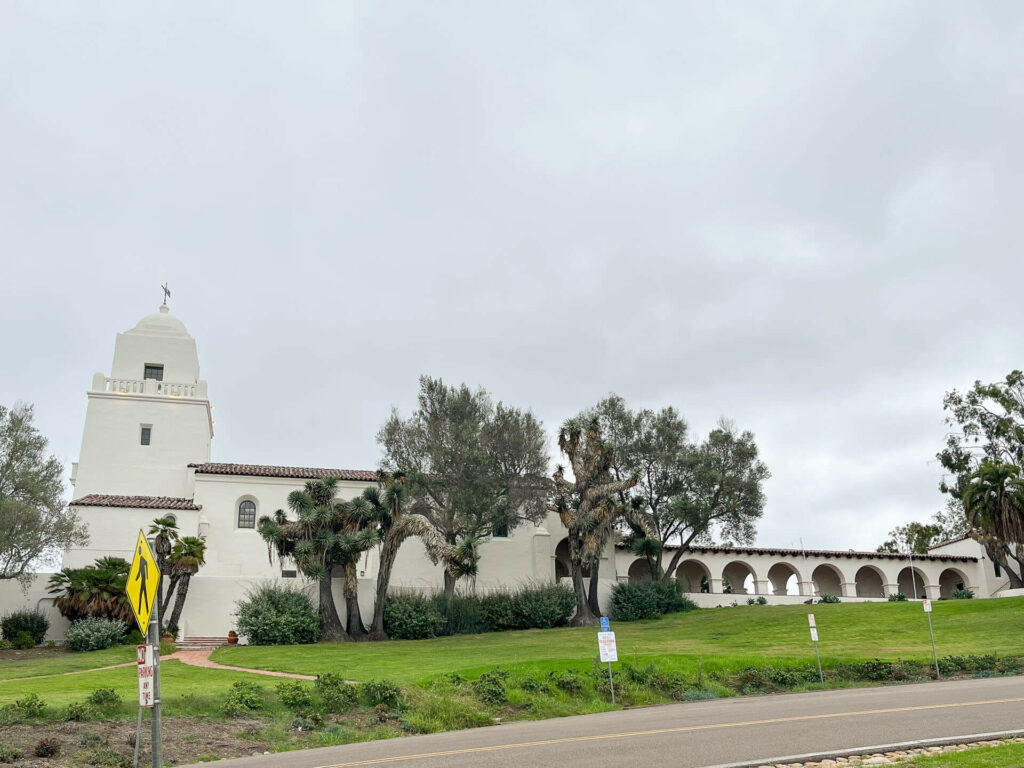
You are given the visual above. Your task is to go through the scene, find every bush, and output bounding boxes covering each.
[818,594,841,604]
[552,669,585,695]
[11,632,34,650]
[221,681,265,716]
[953,588,974,600]
[275,681,313,710]
[14,694,45,718]
[1,610,49,645]
[383,594,446,640]
[473,669,509,705]
[33,737,61,758]
[235,583,319,646]
[87,688,122,709]
[119,628,145,646]
[888,592,908,602]
[316,673,357,712]
[479,584,575,631]
[83,747,130,767]
[609,579,696,622]
[65,701,93,721]
[434,593,488,635]
[0,743,23,763]
[359,680,402,708]
[65,618,126,652]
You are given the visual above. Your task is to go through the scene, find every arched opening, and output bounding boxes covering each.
[938,568,968,599]
[722,561,756,595]
[628,558,654,584]
[554,538,592,580]
[897,566,928,599]
[767,562,800,595]
[811,564,844,597]
[854,565,886,598]
[676,559,711,593]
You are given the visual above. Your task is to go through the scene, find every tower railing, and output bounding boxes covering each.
[96,376,207,399]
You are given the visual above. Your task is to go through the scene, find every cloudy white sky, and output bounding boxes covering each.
[2,2,1022,552]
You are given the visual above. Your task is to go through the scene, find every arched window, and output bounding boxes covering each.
[237,500,257,529]
[165,514,177,526]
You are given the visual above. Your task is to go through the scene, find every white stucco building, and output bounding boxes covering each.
[1,304,1016,642]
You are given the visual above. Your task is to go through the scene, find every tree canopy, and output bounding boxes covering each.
[0,403,88,584]
[378,376,550,597]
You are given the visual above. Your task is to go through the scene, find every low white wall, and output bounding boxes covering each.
[998,587,1024,598]
[0,575,70,642]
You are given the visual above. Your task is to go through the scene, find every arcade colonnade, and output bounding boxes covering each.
[618,545,979,602]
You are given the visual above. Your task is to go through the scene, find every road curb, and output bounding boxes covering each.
[702,730,1024,768]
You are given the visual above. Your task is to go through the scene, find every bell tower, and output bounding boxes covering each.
[71,302,213,499]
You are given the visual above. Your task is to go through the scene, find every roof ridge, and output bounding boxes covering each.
[188,462,377,481]
[71,494,202,511]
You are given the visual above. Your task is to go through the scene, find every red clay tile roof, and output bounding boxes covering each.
[618,542,977,563]
[71,494,202,510]
[188,462,378,482]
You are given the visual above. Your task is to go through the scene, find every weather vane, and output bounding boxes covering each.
[161,283,171,306]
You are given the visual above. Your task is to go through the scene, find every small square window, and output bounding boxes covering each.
[281,570,297,579]
[140,426,152,446]
[144,364,164,381]
[492,523,509,538]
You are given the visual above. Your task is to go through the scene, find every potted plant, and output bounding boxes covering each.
[227,630,239,645]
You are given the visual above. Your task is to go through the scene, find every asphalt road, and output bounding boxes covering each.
[181,676,1024,768]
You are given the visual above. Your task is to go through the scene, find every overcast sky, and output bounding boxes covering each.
[2,2,1022,552]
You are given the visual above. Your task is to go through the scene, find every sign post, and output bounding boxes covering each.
[923,599,940,678]
[127,531,162,768]
[808,614,824,685]
[597,620,617,704]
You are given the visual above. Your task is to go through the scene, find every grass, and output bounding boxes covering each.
[0,645,135,681]
[906,742,1024,767]
[210,598,1024,683]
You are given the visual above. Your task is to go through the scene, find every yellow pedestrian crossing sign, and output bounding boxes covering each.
[127,530,160,634]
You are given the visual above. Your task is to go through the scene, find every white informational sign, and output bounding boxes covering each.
[597,631,618,663]
[808,614,816,627]
[137,644,155,707]
[810,627,819,643]
[923,599,932,613]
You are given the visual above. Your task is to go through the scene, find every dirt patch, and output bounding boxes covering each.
[0,716,267,767]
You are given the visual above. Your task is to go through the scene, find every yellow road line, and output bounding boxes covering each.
[313,696,1024,768]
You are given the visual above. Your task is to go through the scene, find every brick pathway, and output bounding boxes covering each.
[171,649,316,680]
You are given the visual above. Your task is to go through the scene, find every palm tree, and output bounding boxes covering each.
[48,556,133,623]
[163,536,206,633]
[963,460,1024,587]
[148,516,179,629]
[353,472,459,640]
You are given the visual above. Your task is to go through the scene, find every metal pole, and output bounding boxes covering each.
[132,706,143,768]
[927,610,940,679]
[813,640,824,685]
[608,661,615,705]
[908,548,919,599]
[149,600,162,768]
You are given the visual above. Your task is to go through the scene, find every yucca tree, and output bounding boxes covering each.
[148,515,179,628]
[553,418,646,626]
[258,476,378,641]
[352,471,460,640]
[963,460,1024,587]
[48,556,133,623]
[163,536,206,633]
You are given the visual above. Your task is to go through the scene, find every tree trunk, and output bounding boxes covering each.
[570,563,598,626]
[369,529,403,641]
[166,574,190,632]
[160,574,180,618]
[343,561,367,639]
[443,569,457,603]
[319,575,351,642]
[587,559,601,616]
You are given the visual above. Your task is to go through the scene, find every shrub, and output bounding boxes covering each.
[235,583,319,646]
[888,592,908,602]
[473,669,508,705]
[34,738,61,758]
[292,710,323,730]
[479,584,575,631]
[316,673,357,712]
[14,693,45,718]
[360,680,402,708]
[0,743,23,763]
[65,618,126,652]
[119,628,145,646]
[65,701,93,721]
[836,659,894,682]
[552,669,585,695]
[756,596,768,605]
[0,706,22,727]
[11,632,34,650]
[221,681,265,716]
[87,688,122,709]
[609,579,696,622]
[1,610,49,645]
[433,593,488,635]
[83,747,131,767]
[818,594,841,604]
[275,681,313,710]
[383,594,446,640]
[953,588,974,600]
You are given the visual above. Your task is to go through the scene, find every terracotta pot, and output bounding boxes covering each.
[227,634,238,645]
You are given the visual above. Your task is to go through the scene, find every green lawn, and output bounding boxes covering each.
[907,742,1024,767]
[210,598,1024,683]
[0,645,135,682]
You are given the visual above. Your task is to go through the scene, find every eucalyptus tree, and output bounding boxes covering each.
[378,376,550,600]
[258,476,378,641]
[938,370,1024,586]
[163,536,206,632]
[552,417,646,625]
[350,472,459,639]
